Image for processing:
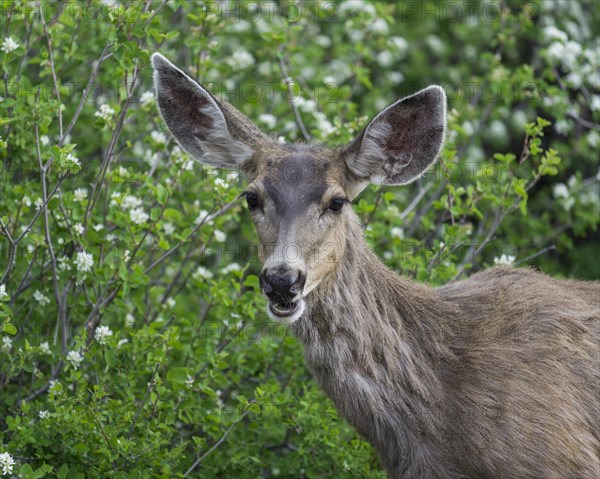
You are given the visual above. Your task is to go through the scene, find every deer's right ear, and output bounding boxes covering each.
[152,53,266,169]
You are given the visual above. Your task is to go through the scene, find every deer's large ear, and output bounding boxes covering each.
[343,86,446,187]
[152,53,269,169]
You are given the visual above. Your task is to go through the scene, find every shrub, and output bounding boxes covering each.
[0,1,598,477]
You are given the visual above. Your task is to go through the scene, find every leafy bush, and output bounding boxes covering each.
[0,1,598,477]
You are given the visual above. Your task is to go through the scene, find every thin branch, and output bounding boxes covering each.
[35,116,67,352]
[59,44,112,147]
[38,2,63,138]
[515,244,556,266]
[400,182,432,221]
[278,49,311,142]
[184,409,251,477]
[0,173,69,286]
[127,363,160,440]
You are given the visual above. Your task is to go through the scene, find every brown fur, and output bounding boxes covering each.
[152,53,600,478]
[294,211,599,478]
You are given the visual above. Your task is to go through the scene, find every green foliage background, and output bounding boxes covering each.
[0,1,598,477]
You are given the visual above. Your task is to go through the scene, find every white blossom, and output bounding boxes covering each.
[74,188,88,202]
[545,42,564,64]
[39,341,51,354]
[591,95,600,112]
[213,230,227,242]
[75,251,94,273]
[163,222,175,235]
[387,71,404,84]
[48,380,60,394]
[130,207,149,225]
[0,285,7,301]
[587,131,600,149]
[122,195,142,210]
[117,339,128,348]
[226,50,255,69]
[214,177,228,188]
[565,71,583,88]
[22,196,32,207]
[34,197,44,210]
[376,50,394,68]
[58,256,71,272]
[73,222,85,235]
[66,350,84,369]
[371,18,389,35]
[295,97,317,113]
[95,325,113,344]
[164,297,176,309]
[38,410,50,419]
[543,25,568,43]
[314,112,336,137]
[194,210,212,226]
[34,290,50,305]
[338,1,375,16]
[554,119,571,136]
[151,130,167,144]
[220,262,242,274]
[1,36,19,53]
[0,451,15,476]
[101,0,120,10]
[125,313,135,327]
[193,266,214,280]
[390,227,404,239]
[185,375,194,389]
[95,104,115,121]
[553,183,569,199]
[258,113,277,129]
[65,153,81,168]
[389,36,409,55]
[93,223,104,232]
[140,90,154,106]
[315,34,332,48]
[1,337,12,351]
[494,254,515,265]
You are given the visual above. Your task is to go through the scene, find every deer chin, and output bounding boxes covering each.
[267,298,305,324]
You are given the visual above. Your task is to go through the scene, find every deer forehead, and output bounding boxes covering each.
[249,147,349,211]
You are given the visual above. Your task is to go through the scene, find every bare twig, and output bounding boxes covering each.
[278,49,311,142]
[0,173,68,286]
[35,116,68,352]
[184,409,251,477]
[127,363,160,440]
[59,44,113,147]
[38,2,63,138]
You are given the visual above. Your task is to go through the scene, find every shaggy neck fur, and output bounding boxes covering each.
[291,210,461,477]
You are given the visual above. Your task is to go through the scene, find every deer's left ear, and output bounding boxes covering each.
[343,86,446,187]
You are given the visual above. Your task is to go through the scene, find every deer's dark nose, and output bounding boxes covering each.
[260,268,306,302]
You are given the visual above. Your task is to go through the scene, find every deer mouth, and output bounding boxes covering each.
[267,298,305,324]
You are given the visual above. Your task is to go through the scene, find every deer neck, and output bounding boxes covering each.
[291,210,454,399]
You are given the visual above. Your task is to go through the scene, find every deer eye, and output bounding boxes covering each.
[245,192,259,210]
[327,198,346,213]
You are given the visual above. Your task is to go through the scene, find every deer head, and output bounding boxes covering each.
[152,53,446,324]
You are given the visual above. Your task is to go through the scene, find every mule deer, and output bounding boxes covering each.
[152,53,599,479]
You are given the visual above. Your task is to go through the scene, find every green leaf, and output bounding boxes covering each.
[163,208,182,221]
[57,464,69,479]
[167,367,189,384]
[2,322,17,335]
